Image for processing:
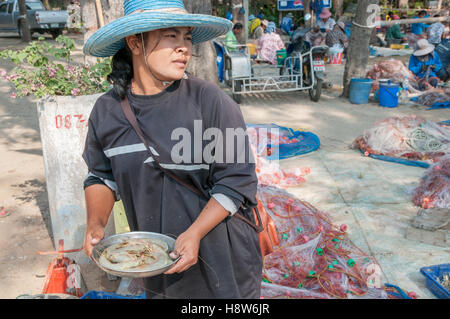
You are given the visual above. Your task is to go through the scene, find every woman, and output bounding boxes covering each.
[258,22,285,64]
[409,39,442,90]
[82,0,262,299]
[317,8,336,33]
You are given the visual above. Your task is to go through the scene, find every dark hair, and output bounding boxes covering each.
[107,46,134,100]
[233,23,243,30]
[418,10,427,16]
[434,14,441,17]
[107,33,156,100]
[388,11,394,16]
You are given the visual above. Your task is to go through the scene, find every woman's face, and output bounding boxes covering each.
[128,27,193,82]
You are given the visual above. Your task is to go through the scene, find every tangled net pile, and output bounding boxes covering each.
[353,116,450,164]
[412,155,450,209]
[415,88,450,109]
[258,185,396,299]
[248,126,312,188]
[365,59,422,93]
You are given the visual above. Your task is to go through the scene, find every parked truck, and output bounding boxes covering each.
[0,0,68,39]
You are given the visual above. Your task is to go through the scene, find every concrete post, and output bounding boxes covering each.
[37,94,115,264]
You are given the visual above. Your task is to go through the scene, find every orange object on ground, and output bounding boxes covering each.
[254,200,279,256]
[38,240,84,297]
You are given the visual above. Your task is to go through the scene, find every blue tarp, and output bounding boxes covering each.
[410,96,450,110]
[247,124,321,160]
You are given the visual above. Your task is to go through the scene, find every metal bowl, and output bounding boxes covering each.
[91,231,179,278]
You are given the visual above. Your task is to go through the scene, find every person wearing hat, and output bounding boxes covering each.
[281,12,294,35]
[82,0,262,299]
[409,39,443,89]
[325,21,348,50]
[252,19,268,40]
[317,8,335,33]
[258,21,285,64]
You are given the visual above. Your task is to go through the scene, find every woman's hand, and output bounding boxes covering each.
[164,229,201,274]
[84,223,105,258]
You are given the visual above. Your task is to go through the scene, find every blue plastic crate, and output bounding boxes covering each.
[80,291,146,299]
[420,264,450,299]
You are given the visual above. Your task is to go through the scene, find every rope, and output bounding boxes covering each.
[406,127,446,153]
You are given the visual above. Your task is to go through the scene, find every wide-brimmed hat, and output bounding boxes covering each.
[261,19,269,27]
[414,39,435,56]
[319,8,332,19]
[337,21,345,30]
[83,0,232,57]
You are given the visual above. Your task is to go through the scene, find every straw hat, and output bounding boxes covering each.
[319,8,332,19]
[337,21,345,30]
[413,39,435,56]
[83,0,232,57]
[261,19,269,27]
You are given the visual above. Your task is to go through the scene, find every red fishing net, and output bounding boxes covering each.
[257,185,397,299]
[412,154,450,209]
[365,59,422,93]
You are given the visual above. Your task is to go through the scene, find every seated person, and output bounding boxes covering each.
[224,23,243,52]
[409,39,443,89]
[411,10,429,36]
[258,22,285,64]
[326,22,348,49]
[305,26,326,47]
[317,8,336,33]
[386,11,400,21]
[281,13,294,35]
[427,15,446,45]
[252,19,268,40]
[435,39,450,81]
[385,16,407,46]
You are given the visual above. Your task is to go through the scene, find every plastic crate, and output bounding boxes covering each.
[80,291,146,299]
[420,264,450,299]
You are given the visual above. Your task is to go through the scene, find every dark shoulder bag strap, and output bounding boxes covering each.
[120,96,263,233]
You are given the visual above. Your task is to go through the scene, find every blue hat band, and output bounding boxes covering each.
[124,0,186,16]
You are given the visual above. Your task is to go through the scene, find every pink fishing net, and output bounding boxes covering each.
[353,116,450,163]
[412,154,450,209]
[257,185,398,299]
[365,59,422,93]
[248,126,311,188]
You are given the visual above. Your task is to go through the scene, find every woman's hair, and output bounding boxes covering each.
[107,33,153,100]
[107,45,134,100]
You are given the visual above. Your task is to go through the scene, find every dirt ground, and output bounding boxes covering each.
[0,32,448,299]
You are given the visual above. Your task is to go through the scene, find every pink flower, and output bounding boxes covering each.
[23,88,29,95]
[10,92,17,99]
[71,88,81,96]
[48,67,57,78]
[0,70,6,77]
[67,65,75,73]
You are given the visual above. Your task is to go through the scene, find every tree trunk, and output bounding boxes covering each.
[42,0,51,10]
[398,0,409,9]
[183,0,219,84]
[304,0,312,28]
[18,0,31,42]
[333,0,344,17]
[342,0,379,98]
[80,0,123,65]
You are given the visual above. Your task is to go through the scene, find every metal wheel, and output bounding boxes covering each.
[309,79,323,102]
[232,80,242,104]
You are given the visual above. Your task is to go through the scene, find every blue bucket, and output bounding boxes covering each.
[349,78,373,104]
[379,83,400,108]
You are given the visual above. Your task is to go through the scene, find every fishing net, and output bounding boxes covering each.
[412,154,450,209]
[412,88,450,109]
[365,59,422,93]
[247,124,318,188]
[353,116,450,165]
[247,124,321,160]
[257,185,398,299]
